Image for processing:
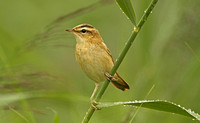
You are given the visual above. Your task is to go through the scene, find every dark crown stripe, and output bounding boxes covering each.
[79,24,94,29]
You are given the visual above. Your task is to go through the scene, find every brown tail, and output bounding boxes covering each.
[111,73,130,91]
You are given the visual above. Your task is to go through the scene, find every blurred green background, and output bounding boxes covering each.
[0,0,200,122]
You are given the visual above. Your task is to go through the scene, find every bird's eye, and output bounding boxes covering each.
[81,29,87,33]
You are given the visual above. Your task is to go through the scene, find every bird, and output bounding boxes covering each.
[66,24,129,101]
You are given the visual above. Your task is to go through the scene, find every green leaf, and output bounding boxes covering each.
[116,0,137,26]
[97,100,200,121]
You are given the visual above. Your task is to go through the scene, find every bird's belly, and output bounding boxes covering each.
[75,46,113,83]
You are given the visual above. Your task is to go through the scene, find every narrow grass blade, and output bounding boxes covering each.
[47,107,60,123]
[9,106,29,123]
[53,113,60,123]
[0,91,88,107]
[97,100,200,121]
[116,0,137,26]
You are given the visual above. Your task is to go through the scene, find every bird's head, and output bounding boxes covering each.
[66,24,102,43]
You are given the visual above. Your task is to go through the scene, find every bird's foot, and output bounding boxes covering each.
[104,72,118,82]
[90,100,100,110]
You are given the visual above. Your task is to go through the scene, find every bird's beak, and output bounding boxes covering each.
[65,29,73,32]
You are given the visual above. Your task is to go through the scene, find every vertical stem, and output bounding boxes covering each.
[82,108,95,123]
[82,0,158,122]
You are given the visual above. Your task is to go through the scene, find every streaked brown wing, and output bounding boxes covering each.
[100,42,114,63]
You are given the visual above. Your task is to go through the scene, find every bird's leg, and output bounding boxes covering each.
[90,83,99,101]
[104,72,118,82]
[90,83,100,109]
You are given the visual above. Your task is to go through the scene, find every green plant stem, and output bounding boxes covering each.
[82,0,158,122]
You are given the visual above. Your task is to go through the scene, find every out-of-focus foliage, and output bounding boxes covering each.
[0,0,200,122]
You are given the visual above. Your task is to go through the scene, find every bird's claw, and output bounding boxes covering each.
[104,72,118,82]
[91,100,100,110]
